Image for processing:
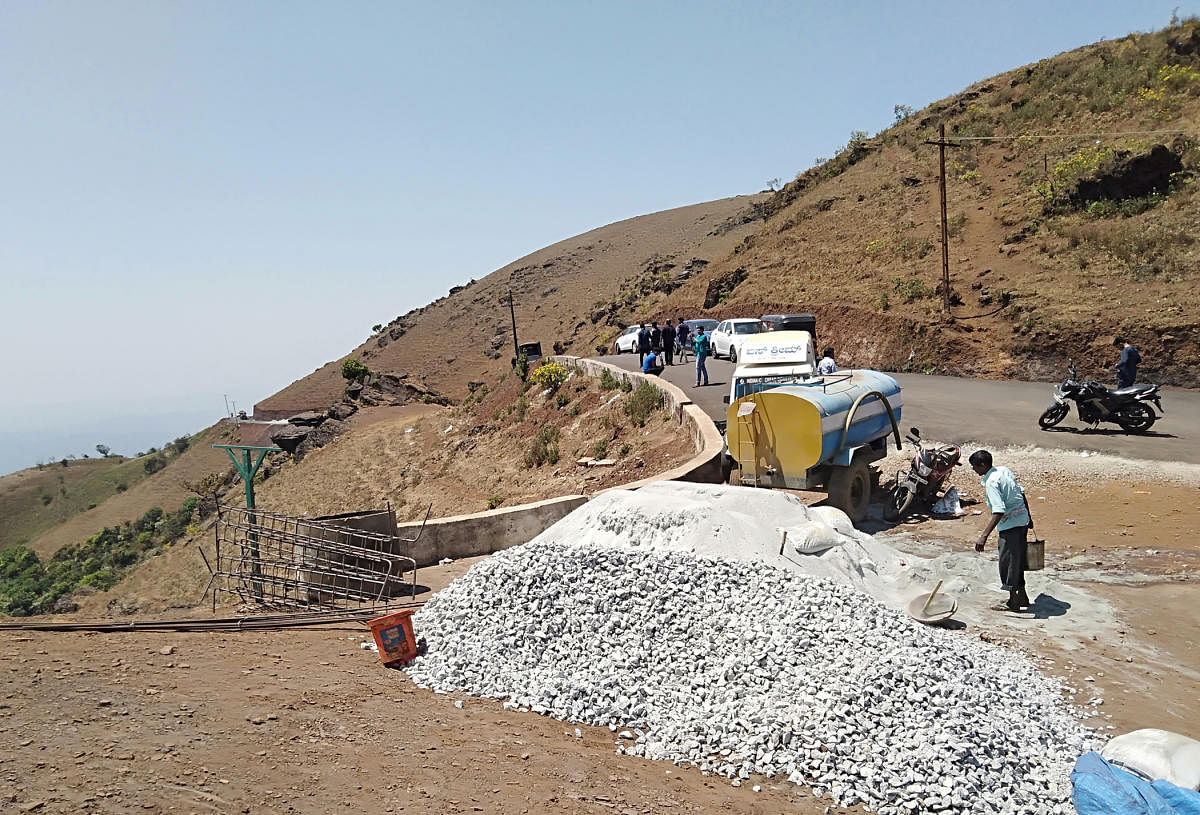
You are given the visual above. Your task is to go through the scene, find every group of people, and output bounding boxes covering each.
[636,319,713,387]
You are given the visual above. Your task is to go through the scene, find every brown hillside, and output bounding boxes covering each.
[25,422,235,558]
[256,195,768,413]
[658,25,1200,385]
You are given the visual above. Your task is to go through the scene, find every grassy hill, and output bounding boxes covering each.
[259,21,1200,416]
[0,456,152,551]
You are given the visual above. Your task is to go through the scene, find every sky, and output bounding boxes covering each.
[0,0,1193,475]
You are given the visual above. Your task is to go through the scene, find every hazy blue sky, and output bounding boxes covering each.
[0,1,1192,474]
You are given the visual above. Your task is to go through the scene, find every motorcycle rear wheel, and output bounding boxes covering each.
[884,482,916,522]
[1114,402,1156,433]
[1038,403,1069,429]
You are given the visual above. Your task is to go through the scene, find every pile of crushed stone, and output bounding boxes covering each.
[405,489,1097,814]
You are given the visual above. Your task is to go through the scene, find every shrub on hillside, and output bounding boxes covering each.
[529,360,569,392]
[624,381,662,428]
[342,357,370,381]
[524,425,560,468]
[599,369,621,391]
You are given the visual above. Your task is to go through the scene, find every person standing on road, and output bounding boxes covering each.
[693,326,711,387]
[969,450,1032,611]
[650,321,662,355]
[817,347,838,375]
[637,323,651,365]
[675,319,691,362]
[661,320,676,367]
[1114,336,1141,388]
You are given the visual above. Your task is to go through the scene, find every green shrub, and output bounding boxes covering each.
[487,495,503,510]
[624,381,662,428]
[530,360,569,392]
[592,439,609,458]
[524,425,561,468]
[620,379,633,393]
[618,443,631,458]
[341,357,369,381]
[892,276,930,302]
[555,393,570,409]
[568,404,580,417]
[513,394,527,424]
[599,368,621,390]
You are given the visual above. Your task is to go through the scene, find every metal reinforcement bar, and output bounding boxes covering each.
[0,603,425,634]
[203,505,421,610]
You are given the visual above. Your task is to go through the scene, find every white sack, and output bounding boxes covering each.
[1101,728,1200,790]
[787,522,845,554]
[933,486,964,517]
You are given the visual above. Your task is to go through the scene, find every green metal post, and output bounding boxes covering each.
[214,444,279,601]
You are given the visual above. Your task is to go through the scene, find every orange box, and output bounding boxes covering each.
[368,609,418,667]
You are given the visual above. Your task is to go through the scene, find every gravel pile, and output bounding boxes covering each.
[406,539,1096,814]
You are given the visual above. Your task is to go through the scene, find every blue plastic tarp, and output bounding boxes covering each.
[1072,752,1200,815]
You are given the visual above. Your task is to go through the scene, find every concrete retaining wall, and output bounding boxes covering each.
[397,495,589,567]
[390,358,725,567]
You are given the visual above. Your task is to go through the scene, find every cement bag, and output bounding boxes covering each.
[786,522,845,555]
[1102,729,1200,791]
[807,506,856,536]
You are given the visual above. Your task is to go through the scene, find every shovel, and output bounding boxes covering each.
[906,579,958,624]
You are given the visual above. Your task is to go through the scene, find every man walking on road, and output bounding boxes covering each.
[969,450,1031,612]
[661,320,676,366]
[1114,336,1141,388]
[693,326,711,387]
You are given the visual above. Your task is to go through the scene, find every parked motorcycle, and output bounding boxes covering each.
[1038,360,1163,433]
[884,428,961,521]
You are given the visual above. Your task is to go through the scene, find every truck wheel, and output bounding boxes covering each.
[827,458,871,523]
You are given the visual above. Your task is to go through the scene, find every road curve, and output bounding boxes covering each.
[594,353,1200,465]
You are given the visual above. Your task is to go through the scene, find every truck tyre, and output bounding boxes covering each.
[827,457,871,523]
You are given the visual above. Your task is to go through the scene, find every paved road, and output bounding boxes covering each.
[598,353,1200,464]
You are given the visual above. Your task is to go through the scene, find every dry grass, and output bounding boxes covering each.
[255,370,693,521]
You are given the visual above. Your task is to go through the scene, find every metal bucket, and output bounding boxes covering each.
[1027,538,1045,571]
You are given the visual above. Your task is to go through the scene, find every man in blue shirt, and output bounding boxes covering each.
[1113,336,1141,389]
[641,349,663,376]
[969,449,1031,611]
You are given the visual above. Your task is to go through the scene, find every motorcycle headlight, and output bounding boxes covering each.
[916,461,932,477]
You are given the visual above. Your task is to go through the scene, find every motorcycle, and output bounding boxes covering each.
[884,427,961,521]
[1038,360,1163,433]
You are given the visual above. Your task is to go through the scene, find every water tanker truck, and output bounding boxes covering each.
[722,330,902,523]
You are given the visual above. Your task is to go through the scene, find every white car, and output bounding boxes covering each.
[710,318,764,362]
[613,325,643,354]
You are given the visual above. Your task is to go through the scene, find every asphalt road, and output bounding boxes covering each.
[597,352,1200,465]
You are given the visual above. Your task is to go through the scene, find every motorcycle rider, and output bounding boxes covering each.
[1114,337,1141,389]
[969,450,1031,612]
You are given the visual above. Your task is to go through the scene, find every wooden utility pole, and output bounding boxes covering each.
[924,124,962,315]
[503,289,519,358]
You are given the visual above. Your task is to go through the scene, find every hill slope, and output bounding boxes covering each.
[256,195,768,412]
[259,22,1200,415]
[657,25,1200,385]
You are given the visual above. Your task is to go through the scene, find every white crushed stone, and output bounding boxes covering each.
[405,485,1099,814]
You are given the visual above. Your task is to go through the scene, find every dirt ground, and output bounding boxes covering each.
[3,472,1198,814]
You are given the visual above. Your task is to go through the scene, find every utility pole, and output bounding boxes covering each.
[503,289,519,359]
[924,124,963,315]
